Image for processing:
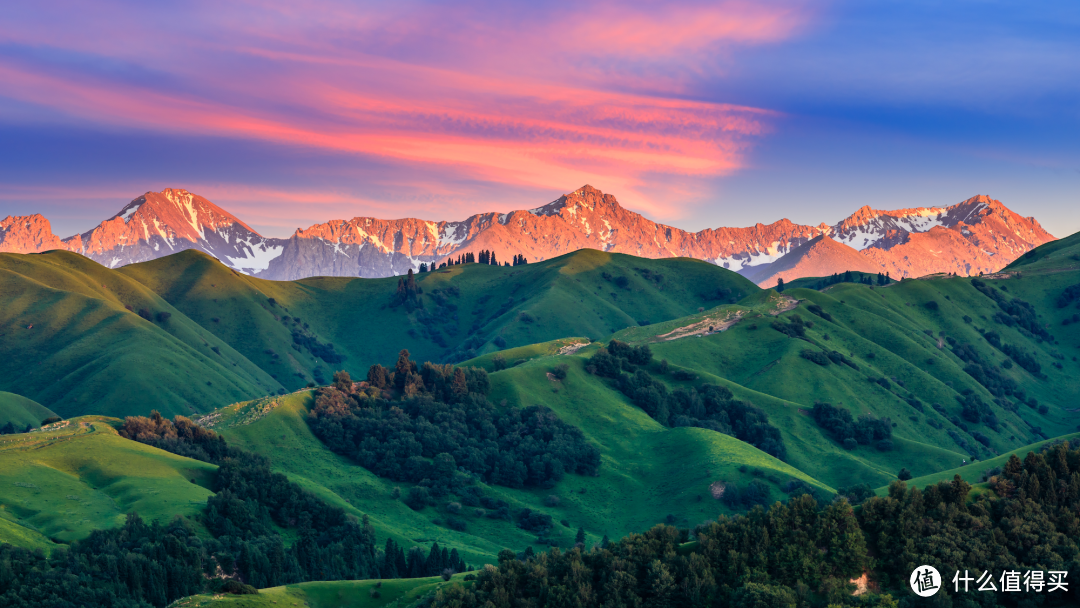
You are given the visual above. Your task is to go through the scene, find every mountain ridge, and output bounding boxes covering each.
[0,185,1054,281]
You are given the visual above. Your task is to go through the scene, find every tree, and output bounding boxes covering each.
[897,468,912,481]
[575,527,586,545]
[333,370,352,392]
[776,278,785,293]
[419,262,428,272]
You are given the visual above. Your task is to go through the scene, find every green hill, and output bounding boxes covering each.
[0,391,56,429]
[199,373,826,566]
[0,248,756,418]
[0,417,216,547]
[0,252,282,418]
[174,573,472,608]
[881,431,1080,494]
[119,249,757,389]
[1004,229,1080,273]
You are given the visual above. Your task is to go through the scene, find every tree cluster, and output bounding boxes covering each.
[811,401,892,450]
[587,342,787,461]
[428,442,1080,608]
[0,414,472,607]
[971,278,1052,341]
[390,268,424,312]
[307,352,601,495]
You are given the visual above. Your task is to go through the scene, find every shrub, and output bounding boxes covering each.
[924,301,939,311]
[897,468,912,481]
[219,580,258,595]
[405,487,431,510]
[155,311,171,322]
[800,349,831,366]
[843,438,858,451]
[551,364,569,380]
[543,495,561,507]
[492,354,507,371]
[1038,405,1050,415]
[875,439,894,452]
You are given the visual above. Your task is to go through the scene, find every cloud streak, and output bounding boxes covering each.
[0,0,808,220]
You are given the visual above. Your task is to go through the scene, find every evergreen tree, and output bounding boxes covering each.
[419,262,428,272]
[575,527,586,545]
[776,278,785,293]
[490,251,497,265]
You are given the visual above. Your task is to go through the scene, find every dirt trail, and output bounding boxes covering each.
[556,340,589,355]
[769,294,800,316]
[656,311,744,341]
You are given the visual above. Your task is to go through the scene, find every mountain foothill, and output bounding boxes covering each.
[0,190,1078,607]
[0,185,1053,285]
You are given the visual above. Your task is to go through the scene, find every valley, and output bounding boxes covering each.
[0,234,1077,607]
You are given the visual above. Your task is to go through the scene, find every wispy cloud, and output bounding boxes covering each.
[0,0,809,222]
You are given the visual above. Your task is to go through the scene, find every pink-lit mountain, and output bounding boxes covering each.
[0,186,1054,283]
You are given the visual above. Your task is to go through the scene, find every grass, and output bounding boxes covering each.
[0,417,216,544]
[879,431,1080,494]
[0,391,56,428]
[197,356,831,566]
[173,572,473,608]
[0,251,281,418]
[119,249,757,392]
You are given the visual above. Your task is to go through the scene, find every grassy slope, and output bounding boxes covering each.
[1004,229,1080,273]
[877,431,1080,495]
[175,573,472,608]
[0,391,56,428]
[204,361,827,565]
[0,252,282,418]
[0,417,216,546]
[599,271,1080,488]
[784,271,885,291]
[120,249,757,393]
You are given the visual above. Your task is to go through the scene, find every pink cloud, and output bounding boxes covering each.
[0,0,813,222]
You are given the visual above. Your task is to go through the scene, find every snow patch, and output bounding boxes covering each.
[118,203,142,223]
[223,239,283,272]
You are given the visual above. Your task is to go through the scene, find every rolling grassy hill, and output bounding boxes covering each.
[198,375,825,566]
[0,417,216,547]
[595,269,1080,487]
[174,573,473,608]
[0,248,756,418]
[0,391,56,429]
[877,431,1080,495]
[1,238,1077,565]
[120,249,757,389]
[0,252,282,418]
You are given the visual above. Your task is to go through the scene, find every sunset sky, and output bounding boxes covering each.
[1,1,1077,238]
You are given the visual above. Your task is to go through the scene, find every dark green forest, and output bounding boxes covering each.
[425,440,1080,608]
[0,414,470,607]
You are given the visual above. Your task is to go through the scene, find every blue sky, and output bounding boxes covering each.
[0,0,1076,238]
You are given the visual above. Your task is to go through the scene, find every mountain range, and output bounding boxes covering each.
[0,185,1054,284]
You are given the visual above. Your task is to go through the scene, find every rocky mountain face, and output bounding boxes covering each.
[60,189,285,272]
[0,187,1055,283]
[0,214,66,253]
[741,235,879,286]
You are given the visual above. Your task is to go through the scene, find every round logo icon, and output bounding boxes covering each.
[910,565,941,597]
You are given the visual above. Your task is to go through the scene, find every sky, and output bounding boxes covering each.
[1,0,1077,239]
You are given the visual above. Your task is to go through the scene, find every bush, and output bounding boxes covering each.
[551,364,569,380]
[1038,405,1050,415]
[875,439,894,452]
[843,438,858,451]
[405,487,431,510]
[897,468,912,481]
[543,495,561,507]
[219,580,258,595]
[800,349,831,366]
[155,311,171,322]
[924,301,939,311]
